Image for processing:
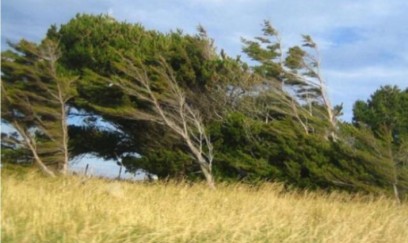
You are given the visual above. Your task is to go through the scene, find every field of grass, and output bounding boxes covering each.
[2,168,408,243]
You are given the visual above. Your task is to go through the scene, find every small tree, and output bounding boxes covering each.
[1,39,77,175]
[285,35,337,130]
[241,21,338,137]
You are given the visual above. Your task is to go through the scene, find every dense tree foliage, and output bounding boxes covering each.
[353,86,408,201]
[1,14,407,197]
[48,14,249,186]
[353,85,408,142]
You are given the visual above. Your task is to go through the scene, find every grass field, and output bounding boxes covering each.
[2,168,408,243]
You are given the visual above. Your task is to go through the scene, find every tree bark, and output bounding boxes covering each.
[57,83,69,174]
[384,126,401,204]
[114,57,216,188]
[13,122,56,177]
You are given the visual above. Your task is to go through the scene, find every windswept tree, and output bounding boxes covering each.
[285,35,338,135]
[353,85,408,202]
[241,21,338,137]
[241,21,310,132]
[46,15,247,184]
[2,14,404,195]
[353,85,408,139]
[1,39,77,175]
[85,56,216,188]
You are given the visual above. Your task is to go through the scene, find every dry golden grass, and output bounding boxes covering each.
[2,169,408,243]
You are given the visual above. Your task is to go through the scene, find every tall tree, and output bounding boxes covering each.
[353,85,408,140]
[285,35,337,131]
[48,15,245,181]
[1,39,77,175]
[353,85,408,202]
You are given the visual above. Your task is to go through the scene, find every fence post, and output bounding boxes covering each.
[84,163,89,177]
[117,165,122,180]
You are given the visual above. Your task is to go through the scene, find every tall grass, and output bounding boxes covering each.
[2,168,408,243]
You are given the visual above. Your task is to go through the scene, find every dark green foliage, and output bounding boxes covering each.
[68,125,134,160]
[122,149,195,179]
[3,14,407,196]
[285,46,305,71]
[208,112,393,192]
[353,85,408,143]
[51,15,237,139]
[48,14,149,75]
[50,14,221,91]
[201,108,407,196]
[352,86,408,200]
[47,14,247,180]
[241,21,283,82]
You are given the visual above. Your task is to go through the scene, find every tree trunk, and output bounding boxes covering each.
[386,127,400,204]
[393,183,401,204]
[59,99,69,174]
[112,56,216,188]
[199,163,216,189]
[14,122,56,177]
[291,99,309,135]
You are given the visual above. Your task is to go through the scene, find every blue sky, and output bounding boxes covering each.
[2,0,408,121]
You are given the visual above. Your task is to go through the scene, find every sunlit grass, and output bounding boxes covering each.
[2,167,408,243]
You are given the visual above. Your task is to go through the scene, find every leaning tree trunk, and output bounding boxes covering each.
[107,56,217,188]
[13,122,56,177]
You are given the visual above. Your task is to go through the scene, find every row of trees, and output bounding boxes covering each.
[2,14,407,199]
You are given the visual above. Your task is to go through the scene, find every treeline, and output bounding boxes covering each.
[2,14,407,198]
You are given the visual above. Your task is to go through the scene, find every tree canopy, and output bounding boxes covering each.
[1,14,407,198]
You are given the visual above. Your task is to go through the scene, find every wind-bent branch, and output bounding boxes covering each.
[109,56,216,188]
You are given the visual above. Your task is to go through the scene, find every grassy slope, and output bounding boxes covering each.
[2,168,408,243]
